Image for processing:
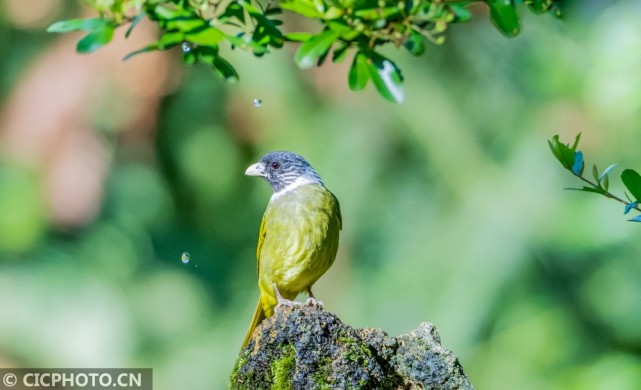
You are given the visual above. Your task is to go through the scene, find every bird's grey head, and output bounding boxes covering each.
[245,151,323,192]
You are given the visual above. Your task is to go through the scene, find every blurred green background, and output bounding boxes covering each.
[1,0,641,389]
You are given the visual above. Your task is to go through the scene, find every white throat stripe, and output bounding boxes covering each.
[270,177,317,201]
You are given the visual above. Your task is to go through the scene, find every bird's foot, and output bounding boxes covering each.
[273,283,300,311]
[275,297,300,311]
[305,287,323,308]
[304,297,324,308]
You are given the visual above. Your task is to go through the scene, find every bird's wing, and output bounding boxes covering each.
[332,192,343,230]
[256,212,267,275]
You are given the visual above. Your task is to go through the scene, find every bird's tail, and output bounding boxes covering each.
[241,298,266,350]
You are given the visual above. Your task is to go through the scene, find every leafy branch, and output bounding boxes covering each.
[549,134,641,222]
[48,0,561,103]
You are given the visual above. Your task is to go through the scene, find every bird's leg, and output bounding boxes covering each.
[273,283,299,311]
[305,287,324,308]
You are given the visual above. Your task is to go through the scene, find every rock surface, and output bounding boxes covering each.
[230,305,473,389]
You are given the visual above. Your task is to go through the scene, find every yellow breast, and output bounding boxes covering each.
[258,183,341,301]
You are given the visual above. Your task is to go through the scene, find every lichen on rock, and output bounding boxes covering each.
[230,305,473,390]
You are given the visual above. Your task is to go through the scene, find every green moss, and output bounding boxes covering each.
[270,344,296,390]
[311,356,333,389]
[230,352,252,390]
[339,333,372,365]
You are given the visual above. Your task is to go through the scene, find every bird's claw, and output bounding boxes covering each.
[273,283,300,311]
[275,298,300,311]
[305,297,324,308]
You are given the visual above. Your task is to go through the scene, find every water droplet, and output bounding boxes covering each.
[181,42,192,52]
[253,98,262,107]
[181,252,190,263]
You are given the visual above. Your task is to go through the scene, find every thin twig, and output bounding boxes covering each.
[573,174,641,212]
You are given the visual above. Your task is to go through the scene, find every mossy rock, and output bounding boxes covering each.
[230,305,473,390]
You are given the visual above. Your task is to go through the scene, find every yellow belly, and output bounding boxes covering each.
[257,184,341,316]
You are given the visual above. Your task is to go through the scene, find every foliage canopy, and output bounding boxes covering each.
[49,0,561,102]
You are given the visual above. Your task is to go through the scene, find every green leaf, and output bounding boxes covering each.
[525,0,553,14]
[47,18,106,33]
[280,1,323,18]
[548,3,562,19]
[151,4,193,20]
[547,135,574,170]
[324,7,344,19]
[123,44,159,61]
[125,13,145,38]
[295,30,339,69]
[252,21,284,48]
[404,30,425,56]
[47,17,115,54]
[486,0,521,37]
[566,186,607,195]
[366,52,404,103]
[211,55,239,82]
[621,169,641,201]
[348,51,369,91]
[337,28,362,41]
[182,49,198,65]
[312,0,325,13]
[220,2,245,23]
[197,45,220,63]
[449,3,473,22]
[76,23,114,53]
[241,0,284,47]
[354,7,401,20]
[592,165,599,183]
[226,34,268,55]
[547,139,561,163]
[332,42,349,63]
[186,26,226,46]
[164,18,205,32]
[317,45,331,66]
[157,31,184,49]
[325,20,351,34]
[285,32,314,42]
[571,132,581,152]
[123,31,183,60]
[265,7,283,16]
[325,20,361,40]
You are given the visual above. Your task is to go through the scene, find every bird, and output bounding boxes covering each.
[241,151,342,350]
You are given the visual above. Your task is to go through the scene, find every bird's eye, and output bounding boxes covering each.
[271,162,281,170]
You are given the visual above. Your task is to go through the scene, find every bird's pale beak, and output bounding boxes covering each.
[245,162,266,177]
